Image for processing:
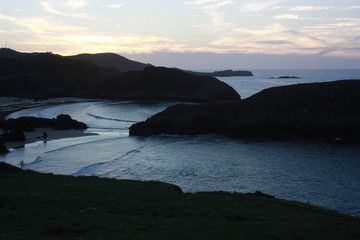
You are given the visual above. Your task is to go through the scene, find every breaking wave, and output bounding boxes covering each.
[87,113,137,123]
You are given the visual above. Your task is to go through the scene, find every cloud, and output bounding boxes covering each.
[0,11,185,54]
[0,14,86,34]
[345,6,360,10]
[290,6,335,11]
[274,14,299,19]
[5,30,187,56]
[186,0,227,5]
[336,17,360,21]
[204,1,235,26]
[186,0,235,28]
[257,40,290,44]
[325,49,360,59]
[50,35,187,55]
[209,36,324,55]
[65,0,87,9]
[289,5,360,11]
[3,1,360,59]
[234,23,287,36]
[240,0,286,12]
[270,6,287,10]
[207,20,352,56]
[102,4,123,9]
[40,0,90,18]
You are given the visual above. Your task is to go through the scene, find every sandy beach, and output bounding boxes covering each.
[0,97,98,149]
[4,128,97,149]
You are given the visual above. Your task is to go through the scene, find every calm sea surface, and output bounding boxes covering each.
[2,69,360,216]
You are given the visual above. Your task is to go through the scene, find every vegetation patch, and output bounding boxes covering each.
[0,162,359,239]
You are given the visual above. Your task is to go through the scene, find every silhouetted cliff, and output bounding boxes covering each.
[98,66,240,102]
[0,49,115,98]
[130,80,360,139]
[0,49,239,102]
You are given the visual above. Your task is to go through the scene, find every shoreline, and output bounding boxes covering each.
[0,97,101,120]
[5,127,97,149]
[0,97,99,149]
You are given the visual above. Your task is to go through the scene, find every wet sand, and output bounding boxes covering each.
[5,128,97,149]
[1,97,98,149]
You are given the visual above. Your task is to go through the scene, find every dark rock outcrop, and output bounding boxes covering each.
[0,136,9,153]
[97,66,241,102]
[130,80,360,140]
[52,114,88,130]
[1,114,87,133]
[1,128,26,142]
[278,76,300,79]
[0,145,9,153]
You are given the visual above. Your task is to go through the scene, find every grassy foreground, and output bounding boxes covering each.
[1,162,359,240]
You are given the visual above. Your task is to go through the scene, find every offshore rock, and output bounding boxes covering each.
[189,69,253,77]
[0,145,9,154]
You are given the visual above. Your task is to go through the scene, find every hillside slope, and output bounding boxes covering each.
[0,49,115,98]
[98,66,240,102]
[0,49,239,102]
[67,52,151,72]
[1,162,359,240]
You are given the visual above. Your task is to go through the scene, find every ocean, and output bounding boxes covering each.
[1,69,360,216]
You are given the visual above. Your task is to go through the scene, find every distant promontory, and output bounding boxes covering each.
[189,69,253,77]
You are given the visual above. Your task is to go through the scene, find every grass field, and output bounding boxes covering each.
[1,162,359,239]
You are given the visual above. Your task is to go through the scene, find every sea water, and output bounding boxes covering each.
[1,69,360,216]
[221,68,360,98]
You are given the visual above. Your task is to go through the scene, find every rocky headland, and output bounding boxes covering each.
[97,66,240,102]
[0,48,239,102]
[130,79,360,140]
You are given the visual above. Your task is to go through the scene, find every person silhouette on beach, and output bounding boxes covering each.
[42,131,48,140]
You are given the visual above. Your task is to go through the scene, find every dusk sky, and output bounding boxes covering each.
[1,0,360,69]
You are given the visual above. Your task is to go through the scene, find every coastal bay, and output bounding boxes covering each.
[1,69,360,219]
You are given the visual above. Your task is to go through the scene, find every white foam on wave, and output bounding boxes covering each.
[87,113,137,123]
